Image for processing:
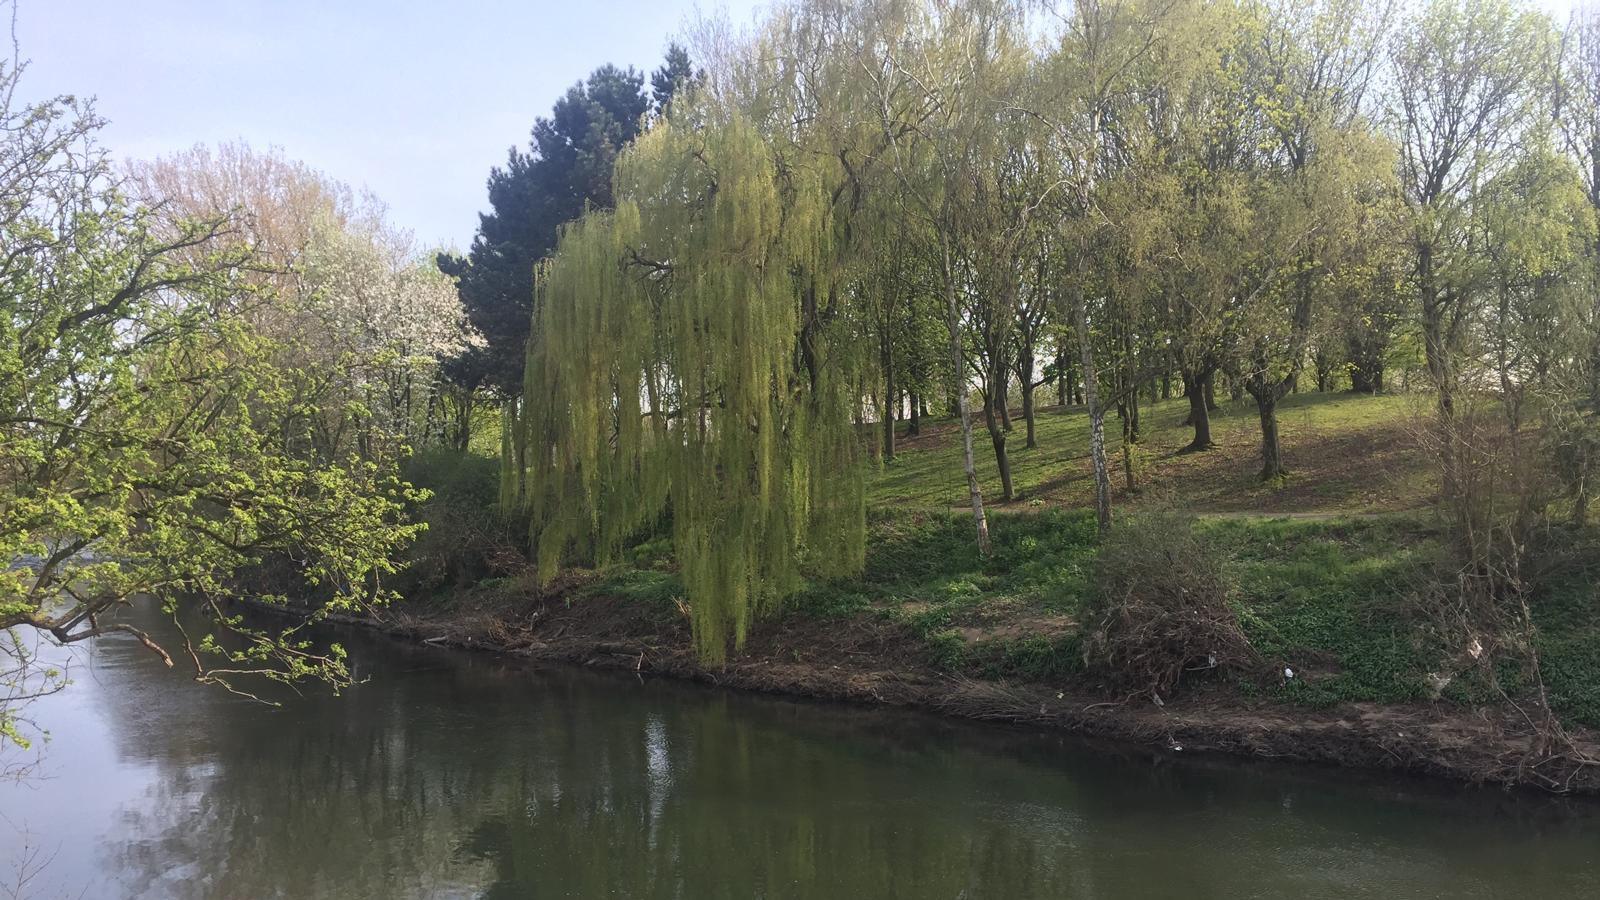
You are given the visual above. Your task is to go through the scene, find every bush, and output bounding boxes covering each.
[397,447,526,598]
[1081,508,1256,697]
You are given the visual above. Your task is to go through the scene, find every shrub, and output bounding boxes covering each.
[1081,508,1257,697]
[398,447,526,598]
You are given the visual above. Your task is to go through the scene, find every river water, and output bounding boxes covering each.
[2,602,1598,899]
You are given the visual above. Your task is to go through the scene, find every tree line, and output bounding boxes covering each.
[8,0,1600,719]
[1,26,703,744]
[485,0,1600,662]
[0,70,481,742]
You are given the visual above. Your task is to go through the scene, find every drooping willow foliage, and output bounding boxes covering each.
[504,106,866,662]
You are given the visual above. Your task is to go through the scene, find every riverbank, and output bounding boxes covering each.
[331,526,1600,795]
[367,394,1600,795]
[26,596,1600,899]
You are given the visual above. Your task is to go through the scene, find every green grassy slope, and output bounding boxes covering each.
[443,389,1600,727]
[867,391,1434,515]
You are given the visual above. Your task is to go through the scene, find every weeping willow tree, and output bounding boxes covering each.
[505,106,867,663]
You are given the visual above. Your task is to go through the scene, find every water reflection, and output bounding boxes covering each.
[3,602,1598,899]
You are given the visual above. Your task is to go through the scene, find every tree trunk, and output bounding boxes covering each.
[1418,239,1472,558]
[1121,412,1136,493]
[1181,369,1215,453]
[984,369,1015,501]
[1056,345,1069,407]
[1313,348,1335,393]
[1019,346,1038,449]
[997,378,1013,432]
[1345,321,1387,394]
[1204,372,1219,412]
[942,240,990,556]
[457,396,473,451]
[1420,246,1457,441]
[1348,361,1383,394]
[1118,330,1141,444]
[1022,382,1037,449]
[957,386,993,553]
[908,391,921,436]
[1254,390,1284,481]
[1074,287,1112,533]
[881,336,896,462]
[1590,230,1600,413]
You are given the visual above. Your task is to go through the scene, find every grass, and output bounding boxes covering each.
[577,501,1600,727]
[791,507,1096,679]
[847,390,1453,689]
[780,509,1451,702]
[866,391,1434,515]
[437,389,1600,728]
[1216,515,1442,707]
[843,391,1456,692]
[801,506,1600,728]
[1525,538,1600,727]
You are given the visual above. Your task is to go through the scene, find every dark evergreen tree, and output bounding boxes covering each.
[651,43,700,115]
[441,63,656,395]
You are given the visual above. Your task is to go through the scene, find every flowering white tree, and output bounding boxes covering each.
[301,214,479,449]
[128,142,480,457]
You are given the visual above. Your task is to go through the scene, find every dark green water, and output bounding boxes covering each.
[3,603,1598,899]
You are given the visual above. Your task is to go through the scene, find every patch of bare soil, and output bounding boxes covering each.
[927,401,1437,516]
[309,586,1600,796]
[1146,417,1436,514]
[956,612,1075,644]
[891,418,967,452]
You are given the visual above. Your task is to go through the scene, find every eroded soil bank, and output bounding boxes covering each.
[296,584,1600,797]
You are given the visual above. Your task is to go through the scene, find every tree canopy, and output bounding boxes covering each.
[442,49,700,396]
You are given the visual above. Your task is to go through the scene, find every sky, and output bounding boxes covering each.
[18,0,766,251]
[18,0,1581,252]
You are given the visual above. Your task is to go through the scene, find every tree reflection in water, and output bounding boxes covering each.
[5,600,1598,899]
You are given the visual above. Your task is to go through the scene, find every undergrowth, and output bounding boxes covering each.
[534,510,1600,725]
[1215,515,1441,707]
[399,435,1600,727]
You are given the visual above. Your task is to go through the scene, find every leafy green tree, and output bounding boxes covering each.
[128,143,480,459]
[1236,0,1393,480]
[869,0,1028,545]
[1390,0,1552,505]
[508,105,866,664]
[1,74,423,748]
[1554,8,1600,409]
[651,42,700,114]
[1336,192,1411,394]
[1033,0,1181,531]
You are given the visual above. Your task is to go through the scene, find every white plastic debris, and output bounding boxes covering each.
[1425,672,1453,699]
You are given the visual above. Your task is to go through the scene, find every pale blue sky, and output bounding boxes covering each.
[18,0,1577,251]
[18,0,765,250]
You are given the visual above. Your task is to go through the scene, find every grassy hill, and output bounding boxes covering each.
[402,387,1600,787]
[866,390,1435,516]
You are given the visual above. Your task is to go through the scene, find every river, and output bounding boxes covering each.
[2,601,1598,899]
